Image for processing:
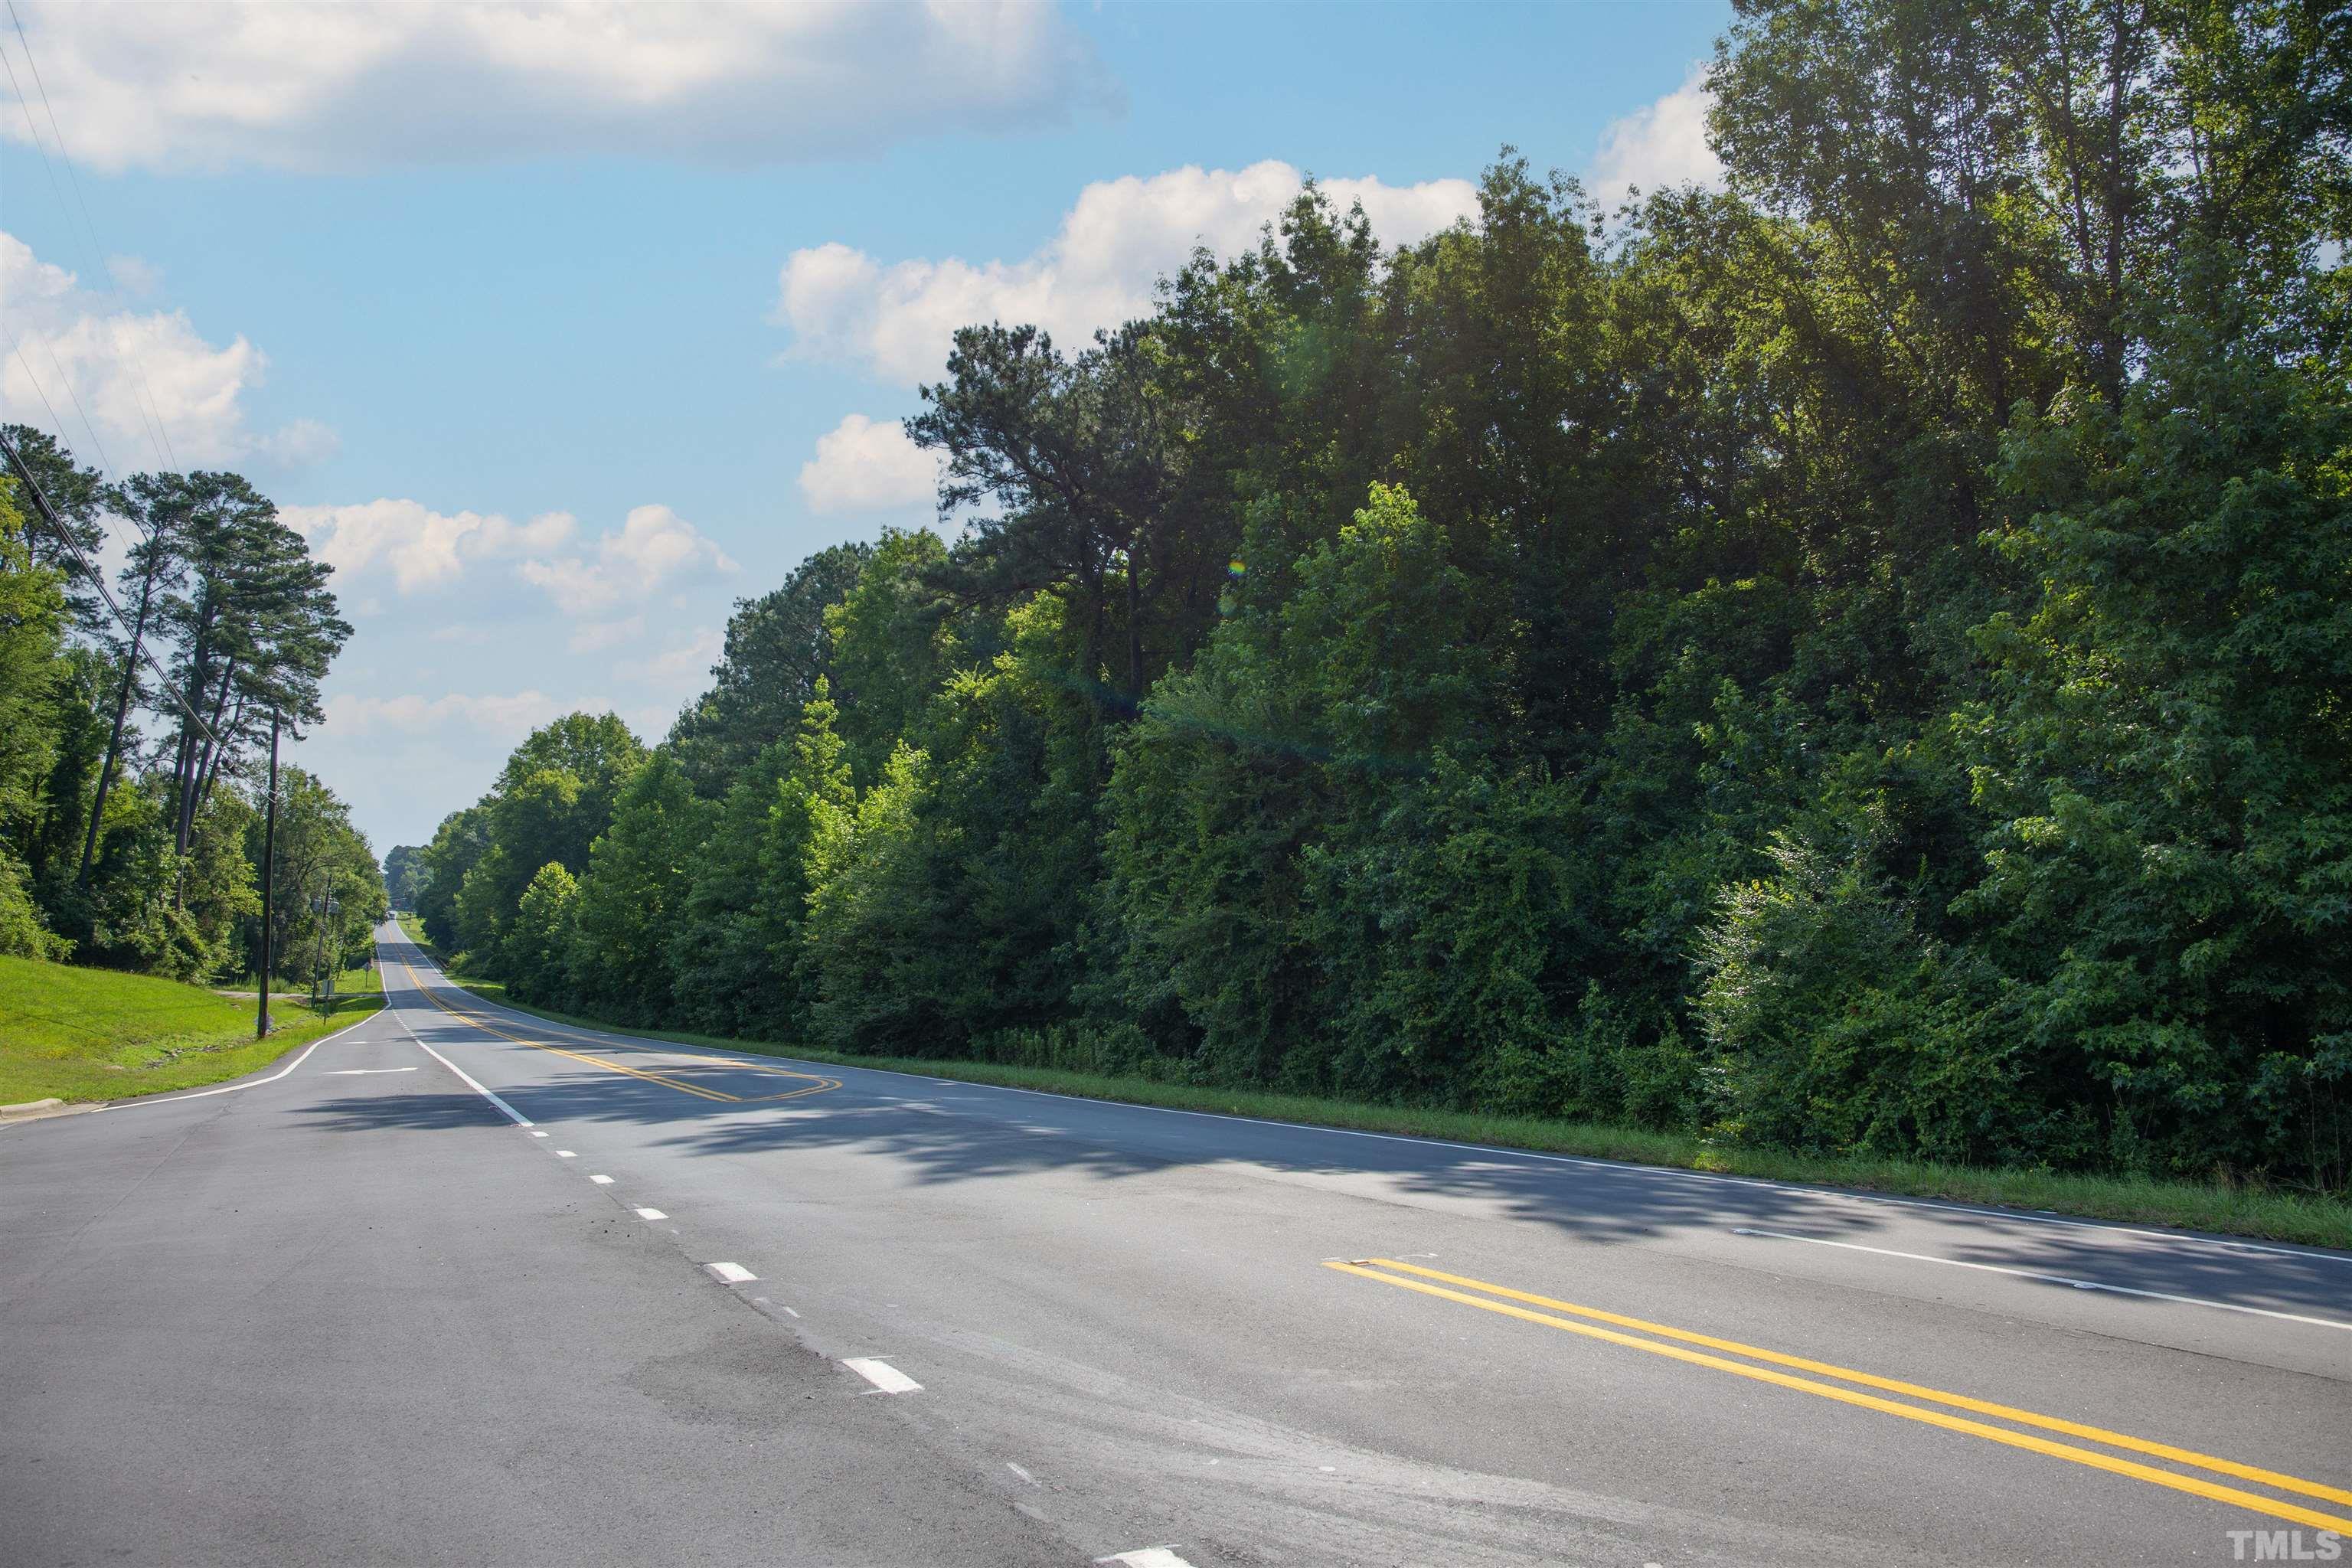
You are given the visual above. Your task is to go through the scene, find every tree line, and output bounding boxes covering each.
[0,435,384,985]
[410,0,2350,1191]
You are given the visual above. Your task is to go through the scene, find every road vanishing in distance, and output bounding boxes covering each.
[4,921,2347,1566]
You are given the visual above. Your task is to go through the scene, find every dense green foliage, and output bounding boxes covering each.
[419,0,2351,1193]
[0,442,384,988]
[383,843,423,910]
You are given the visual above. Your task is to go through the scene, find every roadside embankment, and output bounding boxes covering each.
[0,955,381,1107]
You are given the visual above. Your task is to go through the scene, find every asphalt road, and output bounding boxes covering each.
[4,920,2347,1566]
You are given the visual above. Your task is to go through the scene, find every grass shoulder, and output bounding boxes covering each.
[210,961,381,1001]
[324,961,383,997]
[0,954,381,1106]
[443,972,2352,1253]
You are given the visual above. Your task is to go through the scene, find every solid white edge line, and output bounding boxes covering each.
[404,1023,534,1128]
[386,939,2352,1268]
[101,1004,384,1110]
[1731,1228,2352,1331]
[705,1262,756,1284]
[841,1357,921,1393]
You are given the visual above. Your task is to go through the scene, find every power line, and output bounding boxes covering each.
[32,329,119,481]
[0,31,155,575]
[4,326,147,556]
[0,2,180,475]
[5,337,70,455]
[2,421,219,747]
[2,2,178,472]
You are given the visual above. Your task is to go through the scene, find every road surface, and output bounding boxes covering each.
[4,920,2347,1566]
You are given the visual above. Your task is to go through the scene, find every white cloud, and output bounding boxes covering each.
[323,688,593,739]
[250,416,343,467]
[106,254,162,296]
[518,503,738,616]
[775,161,1481,385]
[1,230,331,469]
[798,413,940,514]
[1588,67,1724,209]
[642,627,725,684]
[4,1,1116,175]
[286,498,733,612]
[567,615,645,654]
[283,498,577,593]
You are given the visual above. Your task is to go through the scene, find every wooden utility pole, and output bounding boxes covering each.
[311,874,341,1006]
[257,710,279,1039]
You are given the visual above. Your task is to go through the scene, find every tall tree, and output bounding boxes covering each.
[172,475,348,859]
[457,713,645,964]
[910,318,1197,709]
[568,750,714,1022]
[666,541,872,792]
[416,805,490,952]
[1,425,108,633]
[383,844,425,910]
[0,476,71,957]
[80,472,189,883]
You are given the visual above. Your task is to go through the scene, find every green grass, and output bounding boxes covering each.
[433,964,2352,1252]
[0,956,382,1106]
[318,962,382,998]
[211,962,381,1001]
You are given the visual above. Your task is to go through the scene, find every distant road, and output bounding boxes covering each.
[4,920,2347,1566]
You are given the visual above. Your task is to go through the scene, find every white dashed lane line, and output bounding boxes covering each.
[590,1174,613,1184]
[554,1150,576,1158]
[633,1207,666,1220]
[1096,1550,1196,1567]
[843,1357,921,1394]
[705,1262,756,1284]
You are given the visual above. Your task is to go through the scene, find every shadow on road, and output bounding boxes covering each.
[332,938,2352,1322]
[298,1088,518,1132]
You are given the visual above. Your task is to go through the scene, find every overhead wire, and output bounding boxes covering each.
[31,332,120,482]
[0,3,282,764]
[0,2,210,743]
[2,420,220,746]
[0,17,155,585]
[0,0,178,473]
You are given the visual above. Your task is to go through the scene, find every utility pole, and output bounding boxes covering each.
[311,874,340,1006]
[312,873,327,1007]
[257,710,279,1040]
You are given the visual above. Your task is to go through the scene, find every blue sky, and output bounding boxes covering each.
[2,1,1730,855]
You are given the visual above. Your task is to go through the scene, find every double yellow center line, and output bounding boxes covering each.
[399,962,841,1105]
[1328,1256,2352,1533]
